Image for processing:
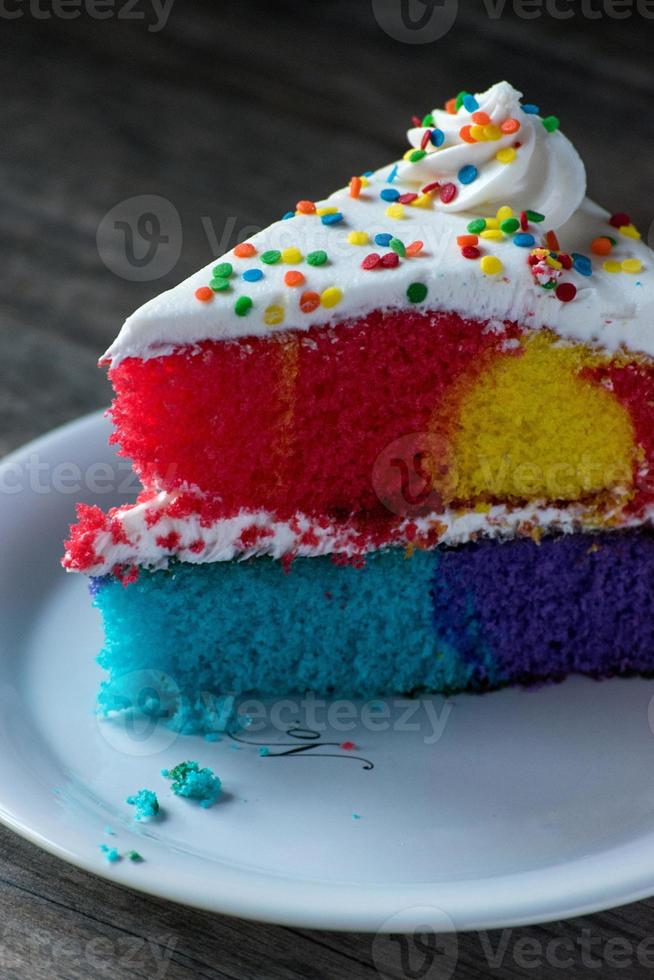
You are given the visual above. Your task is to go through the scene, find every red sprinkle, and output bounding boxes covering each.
[461,245,481,259]
[341,741,356,751]
[381,252,400,268]
[556,282,577,303]
[520,211,529,231]
[299,290,320,312]
[411,115,422,127]
[421,181,441,195]
[545,230,560,251]
[439,182,457,204]
[559,253,573,270]
[195,286,213,302]
[609,211,631,229]
[398,192,418,205]
[361,253,382,270]
[420,130,432,150]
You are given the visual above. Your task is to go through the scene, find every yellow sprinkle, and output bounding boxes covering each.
[316,207,338,217]
[411,193,432,208]
[496,147,517,164]
[281,247,303,264]
[263,304,285,326]
[320,286,343,308]
[483,124,502,141]
[484,217,500,230]
[620,223,641,240]
[359,176,370,188]
[347,230,370,246]
[480,229,505,241]
[545,256,563,270]
[470,125,486,141]
[496,206,513,221]
[386,203,405,219]
[603,260,622,274]
[403,148,415,160]
[621,258,643,274]
[480,255,503,275]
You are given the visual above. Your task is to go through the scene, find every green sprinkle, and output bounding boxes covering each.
[407,282,428,303]
[127,850,144,863]
[525,210,545,223]
[467,218,486,234]
[213,262,233,278]
[390,237,406,257]
[307,250,328,266]
[421,113,434,127]
[210,277,231,292]
[500,217,520,234]
[542,280,557,290]
[607,236,617,246]
[455,90,469,111]
[409,149,426,163]
[542,116,560,133]
[261,250,281,265]
[235,296,253,316]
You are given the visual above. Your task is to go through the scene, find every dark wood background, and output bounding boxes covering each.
[1,1,653,976]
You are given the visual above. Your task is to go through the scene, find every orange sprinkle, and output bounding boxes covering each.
[194,286,213,302]
[459,125,476,144]
[501,118,521,134]
[457,234,478,247]
[299,290,320,313]
[545,230,560,251]
[591,236,613,256]
[406,240,424,256]
[445,98,458,114]
[234,242,257,258]
[349,176,362,199]
[296,200,316,214]
[472,111,490,126]
[284,270,306,287]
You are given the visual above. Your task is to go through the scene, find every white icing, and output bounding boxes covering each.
[104,81,654,365]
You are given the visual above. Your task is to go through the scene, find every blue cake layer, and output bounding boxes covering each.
[93,529,654,733]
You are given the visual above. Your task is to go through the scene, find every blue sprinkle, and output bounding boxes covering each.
[430,128,445,147]
[362,170,373,177]
[242,268,263,282]
[321,212,343,226]
[387,164,399,184]
[352,813,362,820]
[374,233,393,247]
[523,104,540,114]
[258,747,270,757]
[282,211,294,220]
[514,233,536,248]
[572,252,593,276]
[380,188,400,202]
[463,94,479,112]
[99,844,120,863]
[458,165,478,185]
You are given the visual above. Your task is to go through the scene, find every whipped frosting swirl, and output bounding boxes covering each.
[398,81,586,230]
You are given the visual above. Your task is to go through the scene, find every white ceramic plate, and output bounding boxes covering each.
[2,411,654,933]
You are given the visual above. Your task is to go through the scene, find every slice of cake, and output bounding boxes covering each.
[64,81,654,734]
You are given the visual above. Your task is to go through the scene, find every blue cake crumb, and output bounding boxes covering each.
[126,788,160,821]
[161,761,221,808]
[99,844,120,863]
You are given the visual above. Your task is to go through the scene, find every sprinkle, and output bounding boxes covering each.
[361,253,382,270]
[380,188,400,202]
[320,286,343,308]
[431,128,445,147]
[374,233,393,247]
[462,94,480,112]
[234,243,256,258]
[387,164,399,183]
[258,747,270,757]
[542,116,560,132]
[591,236,613,256]
[349,177,362,199]
[307,250,328,266]
[386,203,405,219]
[458,164,478,185]
[485,218,500,230]
[480,255,503,275]
[496,147,517,164]
[609,212,631,228]
[381,252,400,268]
[407,282,428,303]
[210,277,230,292]
[282,211,294,220]
[317,206,338,216]
[406,240,424,256]
[457,234,478,247]
[545,230,560,251]
[455,90,469,111]
[321,212,343,226]
[572,253,592,276]
[296,200,316,214]
[99,845,120,863]
[520,211,529,230]
[622,258,643,273]
[603,259,622,273]
[514,233,536,247]
[467,218,486,234]
[284,270,305,287]
[261,250,281,264]
[264,304,285,325]
[195,286,213,302]
[496,206,513,221]
[483,124,502,141]
[242,268,263,282]
[341,741,356,750]
[472,110,491,126]
[500,217,520,233]
[281,247,303,263]
[408,149,427,163]
[411,194,432,208]
[411,115,421,127]
[421,181,441,195]
[522,103,540,114]
[347,230,370,245]
[501,118,521,134]
[480,229,504,241]
[445,97,458,114]
[127,851,144,863]
[620,223,641,240]
[420,129,432,150]
[213,261,233,278]
[556,282,577,302]
[352,813,362,820]
[235,296,253,316]
[300,290,320,312]
[459,125,476,144]
[470,125,485,141]
[398,192,418,205]
[461,245,480,259]
[422,113,434,127]
[525,210,545,223]
[389,237,406,257]
[439,183,457,204]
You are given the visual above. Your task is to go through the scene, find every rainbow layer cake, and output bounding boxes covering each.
[63,81,654,734]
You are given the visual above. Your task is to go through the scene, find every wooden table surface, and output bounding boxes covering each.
[1,1,653,976]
